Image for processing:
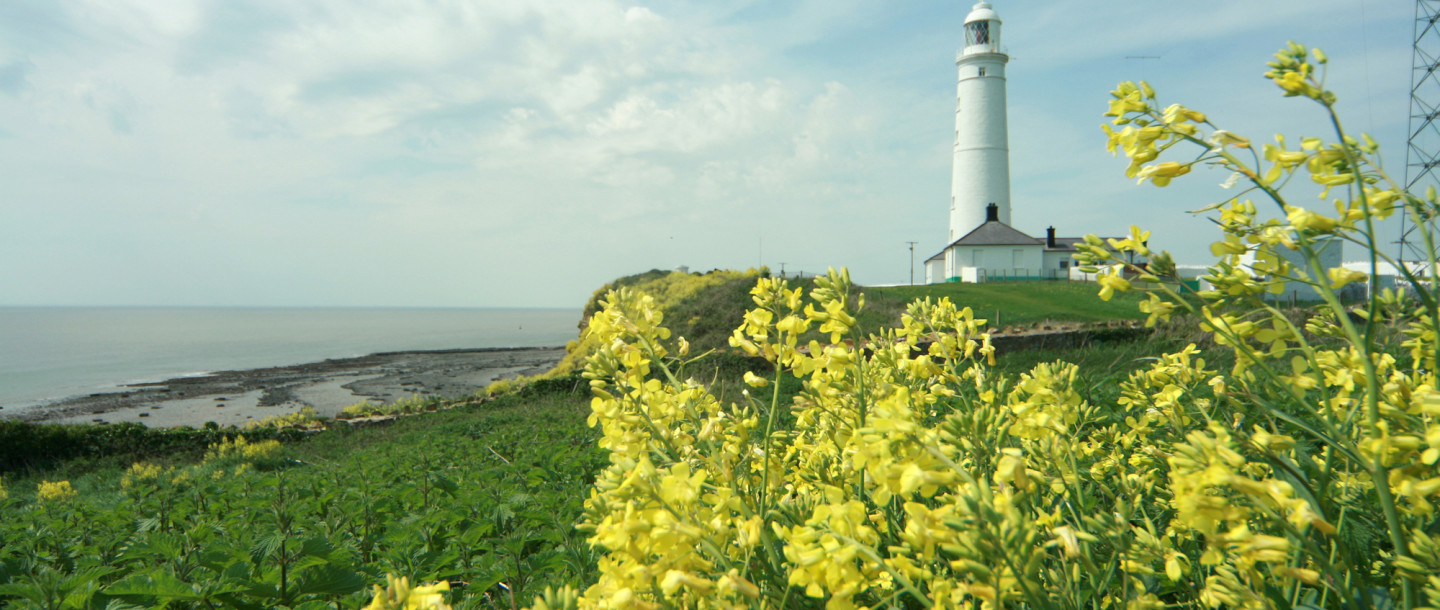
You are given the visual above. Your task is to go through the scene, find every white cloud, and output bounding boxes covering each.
[0,0,1419,306]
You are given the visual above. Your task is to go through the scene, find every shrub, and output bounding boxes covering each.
[244,406,326,430]
[203,434,284,470]
[551,269,762,376]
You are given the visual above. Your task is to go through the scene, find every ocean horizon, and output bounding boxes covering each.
[0,306,581,413]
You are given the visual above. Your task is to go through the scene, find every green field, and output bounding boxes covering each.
[0,274,1167,609]
[0,380,600,609]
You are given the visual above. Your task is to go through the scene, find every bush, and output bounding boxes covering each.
[0,420,307,474]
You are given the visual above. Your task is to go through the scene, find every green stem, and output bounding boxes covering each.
[831,533,932,608]
[1318,94,1414,610]
[760,329,785,512]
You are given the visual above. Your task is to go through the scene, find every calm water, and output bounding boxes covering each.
[0,307,580,412]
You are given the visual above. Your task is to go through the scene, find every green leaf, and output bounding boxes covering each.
[290,564,366,598]
[250,532,285,562]
[430,474,459,497]
[105,571,205,601]
[0,582,48,606]
[297,537,348,565]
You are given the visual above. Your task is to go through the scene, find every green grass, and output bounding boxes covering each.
[576,270,1147,363]
[864,281,1149,329]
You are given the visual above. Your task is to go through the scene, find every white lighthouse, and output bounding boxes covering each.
[948,1,1011,240]
[925,1,1131,284]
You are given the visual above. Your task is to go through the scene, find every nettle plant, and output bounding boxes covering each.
[535,45,1440,610]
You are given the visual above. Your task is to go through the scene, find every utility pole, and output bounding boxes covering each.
[779,262,787,279]
[906,241,919,285]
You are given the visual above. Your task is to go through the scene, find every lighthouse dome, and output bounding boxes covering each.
[964,2,1000,25]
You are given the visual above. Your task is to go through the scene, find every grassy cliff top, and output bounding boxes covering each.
[551,269,1150,375]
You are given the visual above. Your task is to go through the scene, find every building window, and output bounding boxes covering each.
[978,67,986,77]
[1060,261,1069,269]
[1012,249,1023,267]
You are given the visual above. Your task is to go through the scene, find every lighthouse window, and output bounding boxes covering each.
[966,21,990,46]
[978,67,986,77]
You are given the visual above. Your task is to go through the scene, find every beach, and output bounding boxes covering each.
[4,347,566,429]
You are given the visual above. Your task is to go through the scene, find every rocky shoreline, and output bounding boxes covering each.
[4,347,566,428]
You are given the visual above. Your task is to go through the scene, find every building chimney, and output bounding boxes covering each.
[1046,226,1056,248]
[985,203,999,222]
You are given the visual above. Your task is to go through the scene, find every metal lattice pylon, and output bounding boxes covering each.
[1401,0,1440,266]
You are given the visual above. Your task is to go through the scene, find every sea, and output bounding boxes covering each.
[0,307,581,414]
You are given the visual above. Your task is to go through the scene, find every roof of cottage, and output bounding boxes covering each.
[925,222,1115,262]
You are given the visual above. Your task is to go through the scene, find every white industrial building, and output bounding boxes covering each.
[1238,238,1343,302]
[926,1,1122,284]
[1337,259,1432,300]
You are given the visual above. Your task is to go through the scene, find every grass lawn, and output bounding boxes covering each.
[865,280,1149,328]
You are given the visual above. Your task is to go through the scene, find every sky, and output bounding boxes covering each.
[0,0,1422,308]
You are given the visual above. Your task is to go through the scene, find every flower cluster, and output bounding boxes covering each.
[1077,42,1440,610]
[204,434,282,467]
[36,480,77,503]
[364,575,452,610]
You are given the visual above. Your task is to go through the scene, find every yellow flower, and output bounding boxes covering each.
[660,570,714,595]
[37,480,78,502]
[122,462,166,490]
[994,452,1034,491]
[1208,130,1251,149]
[1326,267,1367,290]
[0,476,7,501]
[1285,205,1341,233]
[1138,294,1176,327]
[1135,161,1191,186]
[1097,272,1132,301]
[1209,237,1248,257]
[743,371,770,387]
[364,575,451,610]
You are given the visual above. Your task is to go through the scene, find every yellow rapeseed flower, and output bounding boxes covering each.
[1096,272,1131,301]
[37,480,77,502]
[121,462,165,490]
[1327,267,1367,290]
[364,575,451,610]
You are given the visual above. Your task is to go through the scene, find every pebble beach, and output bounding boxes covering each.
[4,347,566,429]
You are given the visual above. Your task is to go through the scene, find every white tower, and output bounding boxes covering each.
[948,1,1011,240]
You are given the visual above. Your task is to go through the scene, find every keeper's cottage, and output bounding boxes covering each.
[925,2,1110,284]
